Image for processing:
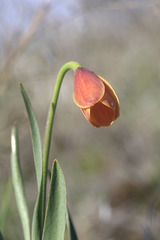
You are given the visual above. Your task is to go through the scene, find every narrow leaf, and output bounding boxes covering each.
[0,178,12,234]
[42,160,66,240]
[20,83,42,190]
[32,169,51,240]
[64,210,70,240]
[68,210,78,240]
[32,178,43,240]
[32,160,53,239]
[11,126,30,240]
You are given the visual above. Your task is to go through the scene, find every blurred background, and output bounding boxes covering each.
[0,0,160,239]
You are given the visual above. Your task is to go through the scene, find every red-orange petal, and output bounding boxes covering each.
[81,108,100,128]
[99,76,120,119]
[73,67,105,108]
[81,102,115,128]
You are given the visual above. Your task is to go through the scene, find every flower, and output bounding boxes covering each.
[73,67,119,127]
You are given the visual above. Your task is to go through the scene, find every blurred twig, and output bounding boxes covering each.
[82,0,154,12]
[0,0,158,85]
[0,0,52,84]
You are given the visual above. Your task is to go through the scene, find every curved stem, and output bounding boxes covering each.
[42,61,81,223]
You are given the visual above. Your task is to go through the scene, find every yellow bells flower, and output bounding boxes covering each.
[73,67,119,127]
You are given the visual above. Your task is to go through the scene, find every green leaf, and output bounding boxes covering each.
[65,209,78,240]
[64,210,70,240]
[0,178,12,234]
[0,232,4,240]
[42,160,66,240]
[11,126,30,240]
[20,83,42,190]
[68,210,78,240]
[32,177,43,240]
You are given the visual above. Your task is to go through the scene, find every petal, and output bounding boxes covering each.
[99,76,120,119]
[81,108,100,128]
[90,102,115,127]
[81,102,115,128]
[73,67,105,108]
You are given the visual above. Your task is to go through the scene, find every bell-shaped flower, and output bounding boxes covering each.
[73,67,119,127]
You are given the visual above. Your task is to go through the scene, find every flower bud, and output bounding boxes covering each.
[73,67,119,127]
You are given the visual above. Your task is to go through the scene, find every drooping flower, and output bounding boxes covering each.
[73,67,119,127]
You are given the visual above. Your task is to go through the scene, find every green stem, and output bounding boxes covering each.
[42,61,81,223]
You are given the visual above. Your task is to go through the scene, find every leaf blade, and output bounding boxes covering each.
[20,83,42,189]
[11,126,30,240]
[42,160,66,240]
[0,178,12,234]
[32,178,43,240]
[68,210,78,240]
